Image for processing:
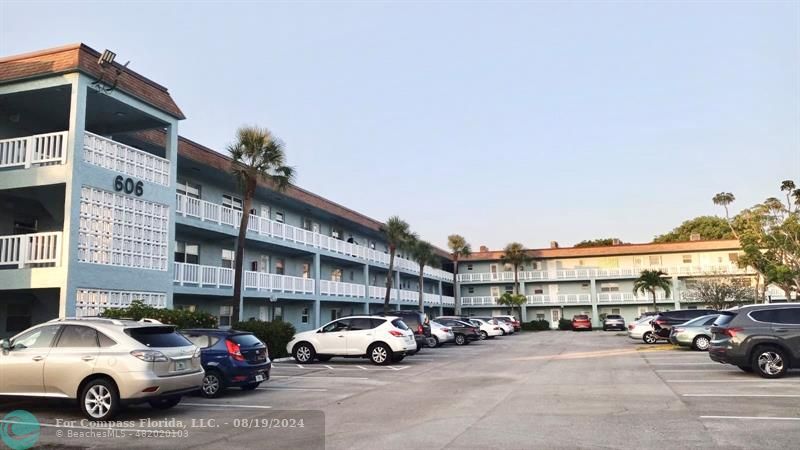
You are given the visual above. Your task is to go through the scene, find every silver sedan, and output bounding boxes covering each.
[669,314,719,351]
[428,320,455,347]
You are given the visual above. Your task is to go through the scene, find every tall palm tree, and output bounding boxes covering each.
[500,242,531,295]
[447,234,471,315]
[633,269,672,311]
[382,216,413,312]
[229,126,295,323]
[409,238,438,310]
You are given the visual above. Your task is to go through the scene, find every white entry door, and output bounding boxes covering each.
[551,309,561,329]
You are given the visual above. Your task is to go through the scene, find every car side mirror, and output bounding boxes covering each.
[317,329,324,333]
[1,339,9,351]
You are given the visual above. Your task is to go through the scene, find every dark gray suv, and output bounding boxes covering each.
[709,304,800,378]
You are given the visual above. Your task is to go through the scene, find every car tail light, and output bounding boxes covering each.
[628,324,634,330]
[674,328,685,333]
[130,350,168,362]
[388,330,405,337]
[722,327,743,337]
[225,339,245,361]
[442,328,450,332]
[494,327,500,330]
[654,319,667,325]
[417,324,424,335]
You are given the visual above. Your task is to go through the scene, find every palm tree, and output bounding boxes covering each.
[228,126,295,323]
[712,192,737,227]
[382,216,413,312]
[496,292,527,322]
[500,242,531,295]
[408,238,438,310]
[447,234,471,315]
[633,270,672,311]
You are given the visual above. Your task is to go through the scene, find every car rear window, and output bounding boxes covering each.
[712,313,736,327]
[606,315,622,319]
[574,315,589,320]
[126,326,192,348]
[392,319,409,330]
[229,333,263,346]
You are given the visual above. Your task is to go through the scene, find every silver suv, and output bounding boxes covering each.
[0,318,203,420]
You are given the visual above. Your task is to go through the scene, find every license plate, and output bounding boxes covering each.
[255,374,264,382]
[175,361,186,371]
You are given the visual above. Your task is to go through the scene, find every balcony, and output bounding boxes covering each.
[83,132,170,186]
[0,132,69,170]
[457,265,752,283]
[176,193,453,281]
[0,232,62,268]
[597,293,672,304]
[321,280,366,297]
[367,286,445,305]
[173,262,314,295]
[461,293,664,307]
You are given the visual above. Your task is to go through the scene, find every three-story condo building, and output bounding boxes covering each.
[456,239,789,327]
[0,43,454,337]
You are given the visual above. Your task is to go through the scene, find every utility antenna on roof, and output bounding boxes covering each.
[90,49,129,94]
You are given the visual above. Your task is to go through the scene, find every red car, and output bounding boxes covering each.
[571,315,592,331]
[494,315,520,332]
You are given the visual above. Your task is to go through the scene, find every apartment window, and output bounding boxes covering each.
[176,180,201,199]
[581,283,589,289]
[219,306,233,328]
[275,259,285,275]
[600,283,620,292]
[331,268,343,282]
[648,255,661,266]
[301,308,309,324]
[175,304,197,312]
[174,241,199,264]
[369,241,376,250]
[222,194,243,211]
[536,313,545,320]
[611,308,620,315]
[330,309,341,321]
[729,253,740,263]
[467,264,473,271]
[302,263,310,279]
[633,257,643,266]
[301,217,313,231]
[274,306,283,322]
[259,255,270,273]
[468,287,475,294]
[222,249,235,269]
[349,270,355,281]
[331,227,342,240]
[14,218,38,234]
[260,207,270,219]
[504,285,513,294]
[682,255,693,264]
[534,288,544,294]
[490,287,500,297]
[275,212,285,223]
[531,262,539,270]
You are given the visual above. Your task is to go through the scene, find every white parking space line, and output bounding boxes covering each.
[323,365,334,369]
[656,369,739,372]
[257,387,328,392]
[355,365,369,370]
[650,362,722,366]
[667,379,800,383]
[270,375,370,380]
[685,394,800,398]
[180,402,272,409]
[701,415,800,421]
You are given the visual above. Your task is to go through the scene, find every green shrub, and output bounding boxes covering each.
[101,300,217,328]
[234,320,296,359]
[558,318,572,330]
[521,319,550,331]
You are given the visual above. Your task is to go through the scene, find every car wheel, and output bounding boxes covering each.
[737,365,754,373]
[500,329,506,336]
[316,355,332,362]
[642,332,658,344]
[201,370,225,398]
[692,335,711,351]
[369,343,392,365]
[426,337,437,348]
[433,336,441,347]
[480,331,488,340]
[240,382,260,391]
[149,396,181,410]
[293,342,316,364]
[752,346,788,379]
[80,378,120,421]
[454,334,466,345]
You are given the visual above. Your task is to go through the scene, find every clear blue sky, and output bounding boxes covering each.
[2,1,798,250]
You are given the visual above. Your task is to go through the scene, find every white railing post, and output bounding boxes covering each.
[18,235,28,268]
[23,136,32,169]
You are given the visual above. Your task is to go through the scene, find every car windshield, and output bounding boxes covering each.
[125,326,192,348]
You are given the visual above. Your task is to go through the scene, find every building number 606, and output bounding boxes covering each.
[114,175,144,196]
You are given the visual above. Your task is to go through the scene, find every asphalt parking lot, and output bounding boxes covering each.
[2,331,799,449]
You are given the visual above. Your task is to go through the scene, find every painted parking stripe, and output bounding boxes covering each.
[257,387,328,392]
[666,379,800,383]
[180,402,272,409]
[355,365,369,371]
[270,375,370,380]
[685,394,800,398]
[656,369,739,372]
[649,362,722,366]
[701,415,800,421]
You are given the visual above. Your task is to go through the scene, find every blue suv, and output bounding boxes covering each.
[181,329,271,398]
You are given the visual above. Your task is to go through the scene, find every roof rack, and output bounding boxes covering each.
[47,317,126,326]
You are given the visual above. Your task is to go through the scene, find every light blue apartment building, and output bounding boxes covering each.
[0,43,454,337]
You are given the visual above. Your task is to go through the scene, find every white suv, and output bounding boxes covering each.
[287,316,416,365]
[0,318,203,420]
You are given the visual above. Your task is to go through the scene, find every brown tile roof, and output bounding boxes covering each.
[463,240,742,261]
[0,43,185,119]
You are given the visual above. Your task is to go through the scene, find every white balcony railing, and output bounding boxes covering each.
[597,292,672,304]
[457,265,752,283]
[83,132,170,186]
[441,295,455,306]
[320,280,366,297]
[0,131,68,169]
[174,262,234,287]
[174,262,314,295]
[0,232,62,268]
[175,193,453,281]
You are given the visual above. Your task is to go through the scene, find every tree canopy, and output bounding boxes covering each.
[653,216,735,243]
[574,238,621,248]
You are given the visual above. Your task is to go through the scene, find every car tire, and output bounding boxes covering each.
[454,334,466,345]
[200,370,225,398]
[80,378,120,421]
[480,331,488,340]
[752,346,788,379]
[240,382,260,391]
[692,335,711,351]
[368,343,392,365]
[643,332,658,344]
[316,355,332,362]
[293,342,316,364]
[432,336,441,347]
[149,396,181,410]
[426,337,437,348]
[500,329,506,336]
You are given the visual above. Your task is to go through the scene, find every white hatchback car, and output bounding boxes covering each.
[428,320,455,347]
[287,316,416,365]
[469,319,503,340]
